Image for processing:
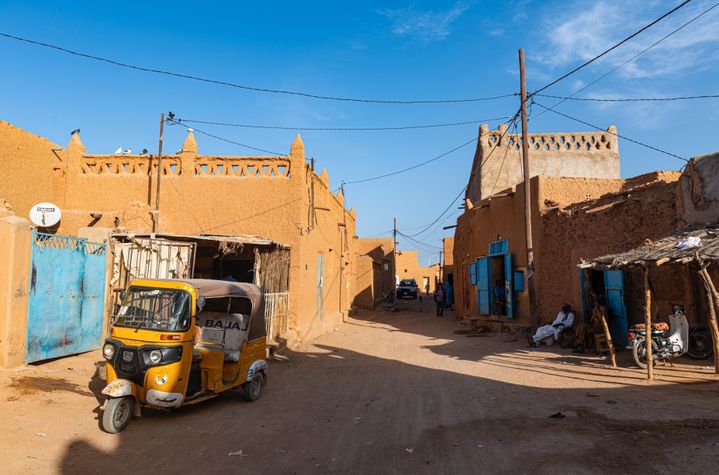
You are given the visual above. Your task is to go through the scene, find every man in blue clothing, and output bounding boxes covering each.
[493,280,506,315]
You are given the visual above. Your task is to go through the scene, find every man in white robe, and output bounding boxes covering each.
[529,304,575,347]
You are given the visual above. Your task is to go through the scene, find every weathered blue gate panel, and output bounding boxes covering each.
[604,270,629,346]
[79,242,108,353]
[476,257,490,315]
[26,233,107,363]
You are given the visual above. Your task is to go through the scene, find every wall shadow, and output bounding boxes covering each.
[58,325,719,474]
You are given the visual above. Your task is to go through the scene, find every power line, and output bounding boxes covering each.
[167,118,283,155]
[532,101,689,162]
[402,109,522,238]
[343,136,479,185]
[535,93,719,102]
[530,0,719,120]
[489,116,520,196]
[531,0,693,96]
[397,231,443,251]
[0,31,516,105]
[176,116,511,132]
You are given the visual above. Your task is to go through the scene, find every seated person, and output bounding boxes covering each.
[529,304,575,347]
[493,280,506,315]
[574,297,608,353]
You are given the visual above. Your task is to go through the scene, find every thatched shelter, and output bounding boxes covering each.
[580,225,719,380]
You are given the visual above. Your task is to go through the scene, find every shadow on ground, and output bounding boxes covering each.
[58,304,719,474]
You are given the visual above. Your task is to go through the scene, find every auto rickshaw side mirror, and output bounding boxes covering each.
[119,289,126,301]
[197,296,206,311]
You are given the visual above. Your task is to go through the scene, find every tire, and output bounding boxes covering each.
[102,397,133,434]
[242,373,264,402]
[632,338,659,369]
[688,330,714,360]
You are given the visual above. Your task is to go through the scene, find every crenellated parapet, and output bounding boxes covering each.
[482,125,618,154]
[79,155,182,175]
[467,123,620,203]
[193,156,291,177]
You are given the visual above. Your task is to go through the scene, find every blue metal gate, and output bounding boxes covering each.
[26,232,107,363]
[476,257,490,315]
[604,270,629,346]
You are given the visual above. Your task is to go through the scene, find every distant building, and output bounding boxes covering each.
[354,238,395,309]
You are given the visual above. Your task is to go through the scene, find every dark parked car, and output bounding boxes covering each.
[396,278,419,299]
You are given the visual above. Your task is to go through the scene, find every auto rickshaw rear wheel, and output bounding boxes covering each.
[242,373,265,402]
[102,397,134,433]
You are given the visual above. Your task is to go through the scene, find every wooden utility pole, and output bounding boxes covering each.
[310,157,316,230]
[153,112,165,233]
[643,266,654,380]
[518,48,537,328]
[393,217,397,291]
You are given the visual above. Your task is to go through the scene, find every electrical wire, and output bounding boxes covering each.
[532,101,689,162]
[167,118,283,155]
[535,93,719,103]
[0,32,516,105]
[343,136,479,185]
[402,109,522,238]
[530,1,718,120]
[175,116,511,131]
[397,231,443,250]
[488,116,520,196]
[530,0,693,97]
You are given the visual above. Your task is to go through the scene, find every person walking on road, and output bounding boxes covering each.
[434,282,445,317]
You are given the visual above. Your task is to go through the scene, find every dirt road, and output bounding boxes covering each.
[2,299,719,474]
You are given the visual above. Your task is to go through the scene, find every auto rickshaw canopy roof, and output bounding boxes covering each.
[151,279,267,340]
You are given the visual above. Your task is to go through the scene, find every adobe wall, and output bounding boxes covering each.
[355,238,394,308]
[453,183,533,323]
[677,152,719,226]
[0,120,356,345]
[442,237,455,282]
[467,123,620,203]
[453,175,626,325]
[290,160,358,343]
[0,121,63,217]
[0,214,32,368]
[536,172,681,324]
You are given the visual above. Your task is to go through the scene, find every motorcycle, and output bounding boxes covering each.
[687,326,714,360]
[627,304,689,369]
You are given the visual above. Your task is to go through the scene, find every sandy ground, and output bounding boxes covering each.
[2,298,719,474]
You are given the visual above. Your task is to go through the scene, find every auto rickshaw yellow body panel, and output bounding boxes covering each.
[103,278,268,413]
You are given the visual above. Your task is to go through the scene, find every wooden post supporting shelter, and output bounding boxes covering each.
[643,265,653,381]
[599,313,617,368]
[697,264,719,373]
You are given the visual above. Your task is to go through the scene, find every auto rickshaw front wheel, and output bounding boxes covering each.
[241,373,265,402]
[102,397,134,433]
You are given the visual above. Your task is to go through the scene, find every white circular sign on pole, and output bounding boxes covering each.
[29,202,62,227]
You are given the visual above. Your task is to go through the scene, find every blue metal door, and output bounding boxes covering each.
[604,270,628,346]
[503,254,513,319]
[26,232,107,363]
[477,257,490,315]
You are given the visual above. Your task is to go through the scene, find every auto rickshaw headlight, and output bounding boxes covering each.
[103,344,115,360]
[141,346,182,366]
[148,349,163,364]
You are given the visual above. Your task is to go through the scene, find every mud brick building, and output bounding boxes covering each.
[0,120,357,366]
[452,123,718,344]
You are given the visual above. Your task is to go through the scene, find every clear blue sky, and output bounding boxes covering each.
[1,1,717,265]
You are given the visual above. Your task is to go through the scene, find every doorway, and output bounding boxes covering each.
[584,269,628,346]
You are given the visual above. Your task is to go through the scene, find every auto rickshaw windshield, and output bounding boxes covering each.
[114,287,191,332]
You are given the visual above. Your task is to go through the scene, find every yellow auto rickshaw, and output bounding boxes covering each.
[100,279,268,433]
